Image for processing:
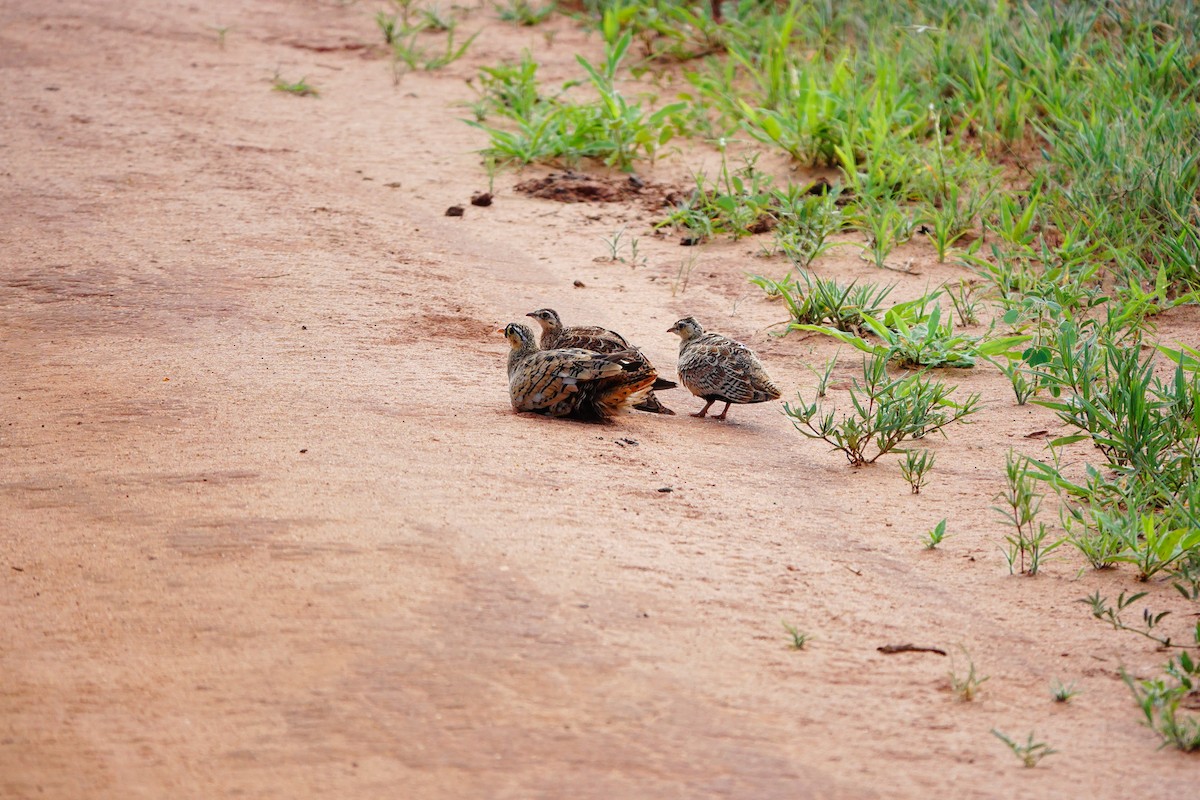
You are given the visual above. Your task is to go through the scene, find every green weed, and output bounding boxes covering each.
[992,729,1058,767]
[902,451,937,496]
[272,73,318,97]
[1123,652,1200,752]
[785,354,979,467]
[921,518,949,549]
[782,621,811,650]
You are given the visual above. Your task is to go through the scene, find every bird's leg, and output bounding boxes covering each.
[691,399,715,418]
[714,402,732,421]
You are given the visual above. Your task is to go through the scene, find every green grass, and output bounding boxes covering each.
[456,0,1200,751]
[272,73,318,97]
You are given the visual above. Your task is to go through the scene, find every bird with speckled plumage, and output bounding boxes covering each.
[525,308,676,414]
[667,316,780,420]
[502,322,658,421]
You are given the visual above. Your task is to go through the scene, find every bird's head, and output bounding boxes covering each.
[525,308,562,333]
[502,322,536,350]
[667,316,704,341]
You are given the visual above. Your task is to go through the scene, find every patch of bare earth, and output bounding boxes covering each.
[1,2,1198,798]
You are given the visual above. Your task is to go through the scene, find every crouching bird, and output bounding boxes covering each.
[667,316,781,420]
[525,307,676,414]
[502,322,658,421]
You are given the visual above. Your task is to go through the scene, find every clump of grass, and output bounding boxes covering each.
[785,354,979,467]
[782,621,810,650]
[1123,652,1200,752]
[469,27,684,171]
[794,297,1028,370]
[597,226,646,267]
[1050,679,1080,704]
[661,154,776,242]
[495,0,556,26]
[994,451,1062,576]
[992,729,1058,767]
[902,451,936,495]
[949,648,989,702]
[272,73,318,97]
[751,271,892,335]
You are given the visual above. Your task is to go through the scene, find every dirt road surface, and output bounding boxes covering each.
[3,2,1198,797]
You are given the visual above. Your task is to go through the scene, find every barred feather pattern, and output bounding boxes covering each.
[526,308,676,414]
[670,318,780,412]
[504,323,657,421]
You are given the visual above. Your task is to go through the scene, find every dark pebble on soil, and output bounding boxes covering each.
[445,205,464,217]
[470,192,493,206]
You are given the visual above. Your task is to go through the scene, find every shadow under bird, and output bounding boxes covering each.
[667,316,781,420]
[525,307,677,414]
[502,322,658,421]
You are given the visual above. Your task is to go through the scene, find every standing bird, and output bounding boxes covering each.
[502,322,658,421]
[525,308,677,415]
[667,316,781,420]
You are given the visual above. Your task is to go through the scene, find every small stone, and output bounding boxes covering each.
[470,192,493,207]
[445,205,464,217]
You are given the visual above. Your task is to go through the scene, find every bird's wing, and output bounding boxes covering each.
[553,326,631,353]
[678,335,759,403]
[511,349,623,411]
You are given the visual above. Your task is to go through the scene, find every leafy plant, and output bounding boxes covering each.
[852,196,915,269]
[805,354,838,398]
[752,271,892,335]
[597,226,645,266]
[987,353,1037,405]
[902,450,936,495]
[949,648,989,702]
[785,355,979,467]
[946,279,983,326]
[795,302,1028,369]
[994,451,1062,576]
[1123,652,1200,752]
[495,0,556,26]
[991,729,1058,767]
[921,518,949,549]
[207,23,233,49]
[771,186,845,268]
[392,26,478,75]
[661,154,775,241]
[469,33,682,170]
[782,621,810,650]
[1082,590,1200,650]
[1050,679,1079,703]
[574,29,686,171]
[272,73,318,97]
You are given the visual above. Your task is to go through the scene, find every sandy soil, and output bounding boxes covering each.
[2,1,1198,797]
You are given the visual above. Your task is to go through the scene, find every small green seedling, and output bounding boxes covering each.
[208,24,233,49]
[992,729,1058,767]
[921,519,949,550]
[949,648,988,701]
[902,450,936,495]
[782,621,810,650]
[1050,679,1080,703]
[272,73,318,97]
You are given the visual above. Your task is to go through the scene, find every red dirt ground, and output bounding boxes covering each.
[2,2,1198,797]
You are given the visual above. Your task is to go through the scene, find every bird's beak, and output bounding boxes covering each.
[524,312,535,318]
[495,327,505,335]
